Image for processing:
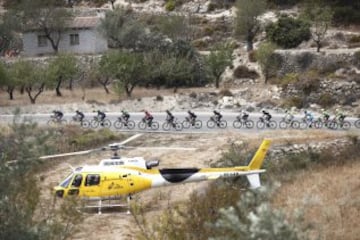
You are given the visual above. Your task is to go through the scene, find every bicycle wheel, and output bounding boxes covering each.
[80,120,90,128]
[279,120,288,129]
[182,120,191,129]
[341,121,351,130]
[175,122,183,131]
[102,119,111,128]
[125,120,135,130]
[207,120,216,129]
[194,120,202,129]
[138,121,147,130]
[114,120,123,129]
[233,120,242,129]
[313,120,323,129]
[151,121,159,130]
[245,120,254,129]
[290,120,300,129]
[299,121,308,129]
[162,122,171,131]
[328,121,337,130]
[47,119,56,127]
[268,120,277,129]
[355,119,360,128]
[91,119,99,128]
[256,120,265,129]
[219,120,227,129]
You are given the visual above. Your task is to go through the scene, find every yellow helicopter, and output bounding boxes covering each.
[42,134,271,213]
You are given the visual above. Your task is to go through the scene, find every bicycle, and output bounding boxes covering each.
[182,116,202,129]
[278,117,299,129]
[207,116,227,129]
[313,117,334,129]
[162,118,183,131]
[233,116,254,129]
[330,117,351,130]
[114,116,135,130]
[299,117,315,129]
[138,117,159,130]
[256,117,277,129]
[91,116,111,128]
[355,118,360,129]
[47,115,67,127]
[69,115,90,128]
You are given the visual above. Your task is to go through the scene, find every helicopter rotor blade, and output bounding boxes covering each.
[118,133,143,146]
[123,146,197,151]
[39,148,101,160]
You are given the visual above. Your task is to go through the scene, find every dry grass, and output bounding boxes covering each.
[0,87,217,107]
[273,160,360,240]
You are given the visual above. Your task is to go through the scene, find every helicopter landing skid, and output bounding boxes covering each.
[81,196,131,215]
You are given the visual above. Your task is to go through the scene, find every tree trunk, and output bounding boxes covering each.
[20,85,25,94]
[316,41,321,52]
[68,78,73,90]
[7,86,14,100]
[56,77,63,97]
[246,39,253,52]
[26,84,45,104]
[97,77,110,94]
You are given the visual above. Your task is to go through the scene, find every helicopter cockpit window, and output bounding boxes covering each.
[85,174,100,186]
[71,174,83,187]
[60,173,73,188]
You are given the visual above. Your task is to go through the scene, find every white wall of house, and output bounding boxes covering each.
[22,28,108,56]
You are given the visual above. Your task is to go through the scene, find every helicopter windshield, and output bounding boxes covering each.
[60,173,74,188]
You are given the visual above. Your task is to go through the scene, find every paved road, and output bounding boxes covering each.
[1,112,359,133]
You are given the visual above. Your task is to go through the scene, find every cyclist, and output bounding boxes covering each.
[213,110,222,122]
[261,109,272,121]
[335,108,346,122]
[304,110,314,127]
[121,110,130,122]
[284,109,294,122]
[187,110,197,125]
[240,110,249,121]
[321,108,330,122]
[166,110,175,123]
[52,110,64,121]
[97,110,106,122]
[143,110,154,126]
[75,110,85,122]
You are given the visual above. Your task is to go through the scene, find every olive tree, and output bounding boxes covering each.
[205,42,234,88]
[10,60,49,104]
[47,54,78,97]
[256,42,279,83]
[234,0,266,51]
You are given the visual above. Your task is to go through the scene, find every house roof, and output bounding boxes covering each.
[24,16,102,32]
[69,17,101,29]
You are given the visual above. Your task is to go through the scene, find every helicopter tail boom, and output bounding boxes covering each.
[247,139,271,170]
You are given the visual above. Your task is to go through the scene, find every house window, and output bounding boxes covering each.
[70,33,79,45]
[37,35,48,47]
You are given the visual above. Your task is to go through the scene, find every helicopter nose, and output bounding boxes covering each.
[54,188,64,198]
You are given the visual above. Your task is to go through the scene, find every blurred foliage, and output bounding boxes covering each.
[266,15,311,48]
[0,118,83,240]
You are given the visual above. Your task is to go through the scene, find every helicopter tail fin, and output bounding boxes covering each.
[246,173,261,189]
[248,139,271,170]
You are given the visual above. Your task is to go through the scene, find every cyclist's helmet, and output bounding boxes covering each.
[188,110,191,114]
[304,110,308,114]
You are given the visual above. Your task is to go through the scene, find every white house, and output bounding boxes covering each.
[22,16,108,56]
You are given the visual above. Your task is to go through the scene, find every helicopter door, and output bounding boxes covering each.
[68,174,82,196]
[83,174,101,198]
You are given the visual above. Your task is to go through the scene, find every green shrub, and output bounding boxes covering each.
[233,65,259,79]
[348,35,360,43]
[165,0,176,11]
[277,73,298,88]
[266,15,311,48]
[317,93,336,108]
[155,95,164,101]
[281,96,304,109]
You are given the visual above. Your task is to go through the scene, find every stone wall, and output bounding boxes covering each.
[274,49,360,76]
